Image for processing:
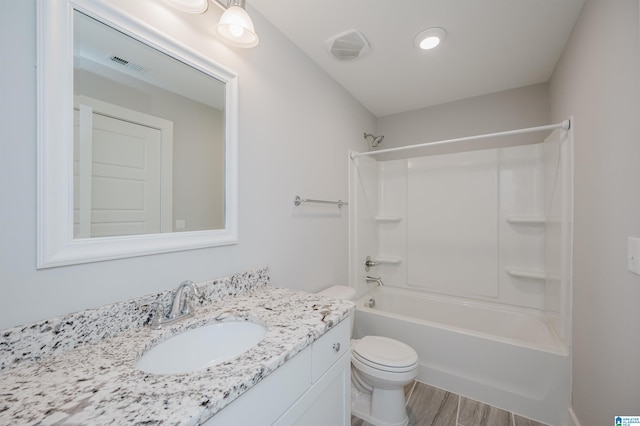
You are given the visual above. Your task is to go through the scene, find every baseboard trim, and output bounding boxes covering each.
[569,407,581,426]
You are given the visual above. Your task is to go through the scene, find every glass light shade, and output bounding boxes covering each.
[216,6,259,48]
[162,0,208,14]
[414,27,447,50]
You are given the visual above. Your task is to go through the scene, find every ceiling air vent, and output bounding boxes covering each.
[108,54,147,73]
[325,29,370,61]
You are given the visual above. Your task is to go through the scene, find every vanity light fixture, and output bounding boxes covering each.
[414,27,447,50]
[215,0,259,48]
[162,0,209,14]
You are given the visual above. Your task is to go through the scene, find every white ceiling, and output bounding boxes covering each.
[249,0,585,117]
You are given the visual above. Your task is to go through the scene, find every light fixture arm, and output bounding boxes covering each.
[226,0,246,8]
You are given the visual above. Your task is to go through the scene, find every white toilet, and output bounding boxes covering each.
[318,285,418,426]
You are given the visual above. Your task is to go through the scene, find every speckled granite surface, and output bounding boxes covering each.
[0,267,354,425]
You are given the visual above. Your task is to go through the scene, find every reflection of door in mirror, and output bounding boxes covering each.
[73,10,226,238]
[73,97,173,238]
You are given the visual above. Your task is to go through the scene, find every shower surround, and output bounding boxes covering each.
[349,126,573,425]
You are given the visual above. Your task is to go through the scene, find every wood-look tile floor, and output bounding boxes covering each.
[351,381,548,426]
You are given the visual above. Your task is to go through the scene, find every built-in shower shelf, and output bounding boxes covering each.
[375,216,402,223]
[505,216,546,225]
[373,257,402,265]
[505,268,546,280]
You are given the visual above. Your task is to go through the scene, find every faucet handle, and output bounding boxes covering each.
[364,256,378,272]
[151,300,165,330]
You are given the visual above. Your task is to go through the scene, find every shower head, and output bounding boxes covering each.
[364,132,384,147]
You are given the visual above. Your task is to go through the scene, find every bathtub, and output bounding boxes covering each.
[353,287,570,426]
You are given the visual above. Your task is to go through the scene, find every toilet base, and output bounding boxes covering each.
[351,384,409,426]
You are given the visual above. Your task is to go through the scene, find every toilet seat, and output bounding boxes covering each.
[352,336,418,373]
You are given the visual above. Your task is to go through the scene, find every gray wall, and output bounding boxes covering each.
[550,0,640,424]
[376,82,550,156]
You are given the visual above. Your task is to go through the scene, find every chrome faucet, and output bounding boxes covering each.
[151,280,202,329]
[168,280,201,319]
[366,276,384,286]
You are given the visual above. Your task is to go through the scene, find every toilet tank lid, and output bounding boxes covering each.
[318,285,356,300]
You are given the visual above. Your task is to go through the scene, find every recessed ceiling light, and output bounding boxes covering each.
[414,27,447,50]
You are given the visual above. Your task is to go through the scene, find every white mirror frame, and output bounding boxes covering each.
[37,0,239,268]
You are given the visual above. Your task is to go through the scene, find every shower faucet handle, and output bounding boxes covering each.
[364,256,378,272]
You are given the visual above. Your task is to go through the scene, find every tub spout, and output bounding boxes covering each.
[366,276,384,286]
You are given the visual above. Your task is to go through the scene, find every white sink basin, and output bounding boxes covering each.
[137,321,267,375]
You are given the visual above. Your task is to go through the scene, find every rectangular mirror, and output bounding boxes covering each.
[37,0,239,268]
[74,10,227,237]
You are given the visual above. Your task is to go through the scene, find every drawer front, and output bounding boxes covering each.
[311,318,350,382]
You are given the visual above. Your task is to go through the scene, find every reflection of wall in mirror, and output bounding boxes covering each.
[75,69,225,232]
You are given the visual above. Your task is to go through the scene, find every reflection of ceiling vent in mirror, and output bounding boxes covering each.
[108,54,147,73]
[325,29,370,61]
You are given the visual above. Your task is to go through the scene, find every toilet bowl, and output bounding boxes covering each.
[318,285,419,426]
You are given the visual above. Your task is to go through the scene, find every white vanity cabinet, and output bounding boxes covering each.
[204,318,351,426]
[273,319,351,426]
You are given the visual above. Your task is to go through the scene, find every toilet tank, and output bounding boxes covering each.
[318,285,356,336]
[318,285,356,301]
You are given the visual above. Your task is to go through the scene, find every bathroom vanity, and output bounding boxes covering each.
[0,268,353,425]
[207,318,351,425]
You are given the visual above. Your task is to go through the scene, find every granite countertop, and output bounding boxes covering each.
[0,270,353,425]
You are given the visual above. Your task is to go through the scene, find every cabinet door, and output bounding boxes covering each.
[203,348,311,426]
[274,352,350,426]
